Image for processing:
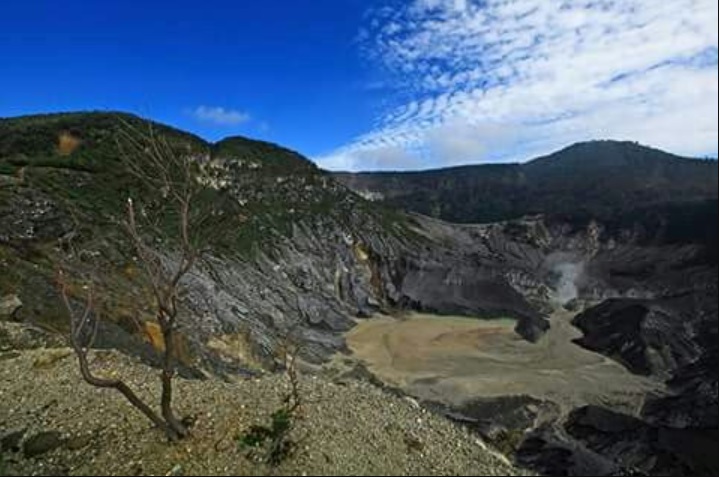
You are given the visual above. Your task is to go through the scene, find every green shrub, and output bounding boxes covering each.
[237,408,296,466]
[237,344,303,467]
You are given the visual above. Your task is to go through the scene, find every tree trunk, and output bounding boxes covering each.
[74,351,181,441]
[161,324,188,438]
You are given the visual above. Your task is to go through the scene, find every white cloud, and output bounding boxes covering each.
[317,0,718,170]
[192,106,251,126]
[426,121,519,163]
[413,0,468,15]
[318,145,420,171]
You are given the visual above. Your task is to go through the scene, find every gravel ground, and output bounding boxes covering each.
[0,343,527,476]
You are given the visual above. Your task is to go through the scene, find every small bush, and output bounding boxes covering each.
[237,408,296,466]
[237,339,303,466]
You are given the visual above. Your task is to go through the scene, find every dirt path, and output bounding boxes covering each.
[346,312,662,415]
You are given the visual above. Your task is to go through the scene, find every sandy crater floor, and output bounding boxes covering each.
[346,312,662,415]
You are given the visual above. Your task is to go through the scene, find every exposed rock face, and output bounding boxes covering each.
[573,298,703,377]
[179,210,672,370]
[377,217,553,341]
[564,406,719,476]
[564,234,718,459]
[518,406,719,477]
[510,237,718,476]
[0,186,73,243]
[444,395,561,441]
[642,341,719,429]
[175,215,559,368]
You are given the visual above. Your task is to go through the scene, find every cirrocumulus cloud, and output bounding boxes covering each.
[317,0,718,171]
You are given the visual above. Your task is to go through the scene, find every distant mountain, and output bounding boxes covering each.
[333,140,718,236]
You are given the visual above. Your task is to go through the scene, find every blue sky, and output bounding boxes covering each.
[1,0,717,170]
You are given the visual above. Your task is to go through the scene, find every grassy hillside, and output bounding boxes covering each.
[0,112,406,254]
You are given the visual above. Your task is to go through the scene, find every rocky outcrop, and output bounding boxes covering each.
[0,181,74,243]
[22,431,63,458]
[437,395,561,445]
[642,341,718,429]
[568,240,717,428]
[511,235,718,476]
[515,402,719,477]
[572,298,702,377]
[564,406,719,476]
[0,294,22,320]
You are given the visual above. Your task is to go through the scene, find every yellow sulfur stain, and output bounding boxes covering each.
[143,321,166,352]
[353,241,369,262]
[142,321,193,365]
[57,132,81,156]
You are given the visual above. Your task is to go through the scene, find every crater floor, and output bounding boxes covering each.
[346,312,662,415]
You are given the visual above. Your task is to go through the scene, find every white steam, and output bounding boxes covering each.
[553,262,585,304]
[545,253,586,305]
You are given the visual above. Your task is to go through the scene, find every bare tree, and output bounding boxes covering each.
[58,120,221,441]
[58,274,182,440]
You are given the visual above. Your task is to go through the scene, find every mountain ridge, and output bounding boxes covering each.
[333,139,718,226]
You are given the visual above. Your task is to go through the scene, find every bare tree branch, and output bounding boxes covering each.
[58,120,218,441]
[57,270,181,441]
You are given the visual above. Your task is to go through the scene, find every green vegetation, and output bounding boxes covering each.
[237,343,303,466]
[1,111,411,258]
[0,111,204,173]
[335,140,718,244]
[0,112,209,252]
[213,136,317,175]
[237,408,296,466]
